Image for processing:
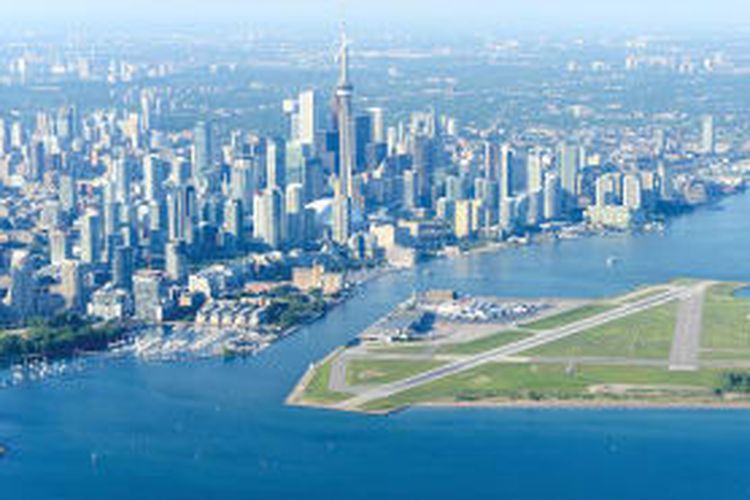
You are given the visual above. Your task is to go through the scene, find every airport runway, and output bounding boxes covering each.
[668,283,710,371]
[336,284,692,410]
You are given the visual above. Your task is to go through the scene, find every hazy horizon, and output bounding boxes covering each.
[4,0,750,37]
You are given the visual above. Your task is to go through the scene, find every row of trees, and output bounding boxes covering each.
[0,313,124,365]
[718,372,750,394]
[265,287,328,331]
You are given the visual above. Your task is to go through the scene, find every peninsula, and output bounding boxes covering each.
[288,279,750,413]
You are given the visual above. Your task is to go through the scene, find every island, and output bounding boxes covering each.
[287,279,750,413]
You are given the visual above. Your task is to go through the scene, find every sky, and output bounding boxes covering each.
[4,0,750,35]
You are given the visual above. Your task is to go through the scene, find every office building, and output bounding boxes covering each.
[253,188,285,249]
[80,210,102,264]
[701,114,715,154]
[60,259,84,311]
[622,173,643,210]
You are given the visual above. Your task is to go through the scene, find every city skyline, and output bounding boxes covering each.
[3,4,750,499]
[0,17,739,342]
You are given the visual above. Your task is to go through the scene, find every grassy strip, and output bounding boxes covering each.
[437,330,533,355]
[700,283,750,356]
[526,301,678,359]
[346,359,445,386]
[522,303,616,331]
[302,356,352,404]
[361,362,722,412]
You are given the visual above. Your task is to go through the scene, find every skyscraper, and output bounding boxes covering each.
[193,120,212,180]
[499,197,516,232]
[113,156,131,204]
[80,210,102,264]
[223,198,243,249]
[298,90,319,147]
[454,200,473,239]
[166,189,182,243]
[50,229,70,265]
[334,27,355,200]
[368,107,385,144]
[0,118,8,155]
[412,135,434,208]
[266,137,286,190]
[60,259,84,311]
[622,173,643,210]
[143,154,166,203]
[5,250,35,317]
[166,185,198,246]
[355,114,372,172]
[28,139,45,183]
[483,141,499,181]
[329,27,357,244]
[403,169,418,210]
[500,144,514,201]
[558,142,580,211]
[253,188,284,249]
[526,149,544,193]
[112,245,134,290]
[285,140,307,187]
[59,173,77,214]
[543,174,561,221]
[527,190,543,227]
[701,114,715,154]
[165,241,187,283]
[140,89,153,132]
[230,157,257,217]
[285,183,304,246]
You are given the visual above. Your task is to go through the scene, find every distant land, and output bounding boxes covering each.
[288,279,750,413]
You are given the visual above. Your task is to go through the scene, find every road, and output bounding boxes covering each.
[335,285,692,411]
[668,283,710,371]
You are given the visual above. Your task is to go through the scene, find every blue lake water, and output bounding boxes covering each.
[2,193,750,499]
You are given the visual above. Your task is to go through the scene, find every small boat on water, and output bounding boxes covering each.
[606,256,621,268]
[0,445,7,458]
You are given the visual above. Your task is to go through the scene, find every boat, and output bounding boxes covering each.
[606,256,620,268]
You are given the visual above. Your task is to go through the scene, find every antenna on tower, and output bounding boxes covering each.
[334,0,351,81]
[338,0,348,27]
[338,22,350,85]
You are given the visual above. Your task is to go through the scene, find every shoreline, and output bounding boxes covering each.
[416,398,750,411]
[287,396,750,416]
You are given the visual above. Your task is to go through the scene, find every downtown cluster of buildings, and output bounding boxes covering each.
[0,32,742,331]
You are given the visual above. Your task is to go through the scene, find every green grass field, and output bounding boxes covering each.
[362,362,722,411]
[522,303,616,331]
[301,356,352,404]
[526,301,679,359]
[346,359,445,386]
[437,330,533,355]
[700,284,750,359]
